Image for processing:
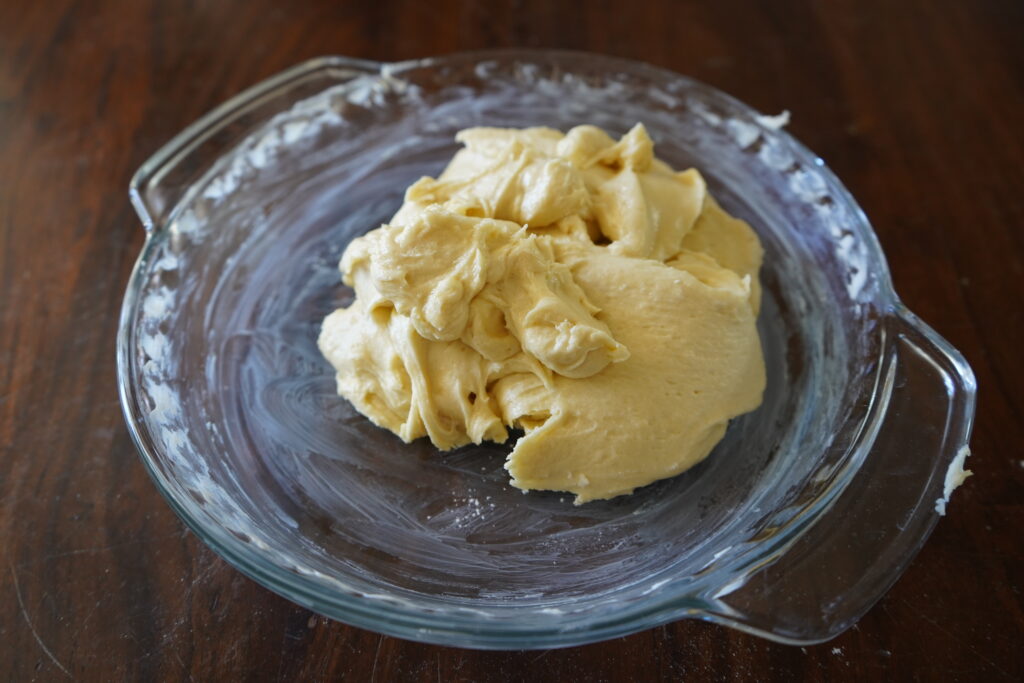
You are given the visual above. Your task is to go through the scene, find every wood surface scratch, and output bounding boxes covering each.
[10,563,72,678]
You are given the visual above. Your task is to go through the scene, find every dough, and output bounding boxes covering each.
[319,124,765,503]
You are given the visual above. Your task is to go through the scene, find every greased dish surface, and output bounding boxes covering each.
[119,51,976,648]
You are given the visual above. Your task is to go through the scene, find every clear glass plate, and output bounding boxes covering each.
[118,50,976,649]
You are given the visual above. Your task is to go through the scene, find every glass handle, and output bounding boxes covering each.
[706,307,977,644]
[129,56,380,232]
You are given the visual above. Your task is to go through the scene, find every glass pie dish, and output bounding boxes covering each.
[118,50,977,649]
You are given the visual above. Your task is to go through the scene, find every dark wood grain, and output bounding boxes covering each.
[2,0,1022,679]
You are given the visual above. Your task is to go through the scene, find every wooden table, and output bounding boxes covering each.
[2,0,1022,679]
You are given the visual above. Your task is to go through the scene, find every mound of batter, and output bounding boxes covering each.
[319,124,765,503]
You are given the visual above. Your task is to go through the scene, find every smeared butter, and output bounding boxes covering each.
[319,124,766,503]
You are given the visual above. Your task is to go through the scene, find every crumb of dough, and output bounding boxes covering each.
[935,445,972,516]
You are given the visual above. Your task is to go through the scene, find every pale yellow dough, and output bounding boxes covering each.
[319,124,766,503]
